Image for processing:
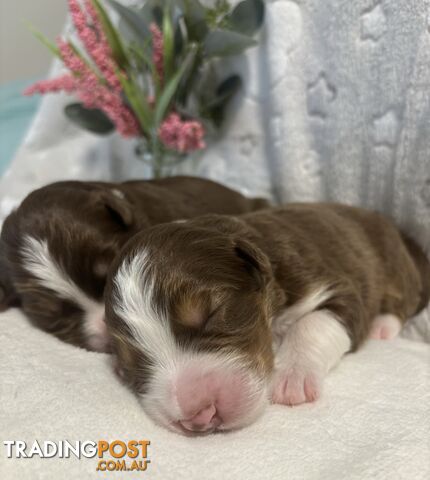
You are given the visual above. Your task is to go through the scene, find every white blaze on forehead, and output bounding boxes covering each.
[113,250,177,367]
[21,236,107,351]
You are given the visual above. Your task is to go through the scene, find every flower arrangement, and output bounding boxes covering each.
[25,0,265,177]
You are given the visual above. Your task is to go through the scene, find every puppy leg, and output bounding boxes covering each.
[369,314,402,340]
[271,309,351,406]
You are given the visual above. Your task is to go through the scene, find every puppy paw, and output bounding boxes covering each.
[271,368,321,406]
[369,314,401,340]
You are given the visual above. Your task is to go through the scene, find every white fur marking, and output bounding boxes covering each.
[272,285,333,348]
[113,251,177,367]
[272,309,351,405]
[111,188,125,199]
[21,236,107,351]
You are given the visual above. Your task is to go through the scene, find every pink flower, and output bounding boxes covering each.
[24,0,140,138]
[68,0,121,91]
[150,23,164,83]
[159,113,206,153]
[55,40,139,137]
[23,74,76,95]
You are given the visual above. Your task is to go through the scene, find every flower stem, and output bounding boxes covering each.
[151,136,163,179]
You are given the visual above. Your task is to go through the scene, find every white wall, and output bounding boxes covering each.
[0,0,67,84]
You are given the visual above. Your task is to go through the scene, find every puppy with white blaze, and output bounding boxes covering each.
[0,177,268,351]
[105,203,430,435]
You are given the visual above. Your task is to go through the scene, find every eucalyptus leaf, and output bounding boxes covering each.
[106,0,151,43]
[153,6,164,26]
[137,0,156,24]
[181,0,208,41]
[228,0,265,36]
[207,75,242,109]
[64,103,114,135]
[181,0,206,23]
[207,75,242,127]
[204,29,257,57]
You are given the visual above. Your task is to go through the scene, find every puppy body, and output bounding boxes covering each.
[105,203,430,434]
[0,177,269,351]
[242,204,428,345]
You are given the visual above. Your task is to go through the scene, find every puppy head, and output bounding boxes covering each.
[105,220,275,435]
[0,181,141,351]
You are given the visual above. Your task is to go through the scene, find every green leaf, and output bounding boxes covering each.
[25,22,61,59]
[206,75,242,127]
[162,5,175,83]
[205,0,231,29]
[180,0,208,41]
[228,0,265,36]
[174,17,186,55]
[204,29,257,57]
[92,0,129,68]
[207,75,242,109]
[129,40,153,71]
[152,5,164,26]
[154,45,197,127]
[176,42,200,105]
[117,71,152,136]
[106,0,151,43]
[64,103,115,134]
[68,41,102,79]
[136,0,155,23]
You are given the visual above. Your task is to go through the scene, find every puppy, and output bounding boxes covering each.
[0,176,269,351]
[105,203,430,435]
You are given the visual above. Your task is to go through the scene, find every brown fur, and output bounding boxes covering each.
[105,203,430,389]
[0,176,270,349]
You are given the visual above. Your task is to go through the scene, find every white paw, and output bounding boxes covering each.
[369,314,402,340]
[271,367,322,406]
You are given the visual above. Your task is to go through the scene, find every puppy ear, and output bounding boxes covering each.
[233,238,272,290]
[101,189,134,229]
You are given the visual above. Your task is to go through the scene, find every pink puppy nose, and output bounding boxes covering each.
[179,404,220,432]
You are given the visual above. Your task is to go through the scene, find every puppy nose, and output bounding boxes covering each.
[179,404,220,432]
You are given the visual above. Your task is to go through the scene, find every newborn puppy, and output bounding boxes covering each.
[105,203,430,435]
[0,177,269,351]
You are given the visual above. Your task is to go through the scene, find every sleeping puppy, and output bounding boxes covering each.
[0,176,269,352]
[105,203,430,435]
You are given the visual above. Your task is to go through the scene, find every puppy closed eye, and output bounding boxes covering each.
[175,295,220,330]
[201,306,222,329]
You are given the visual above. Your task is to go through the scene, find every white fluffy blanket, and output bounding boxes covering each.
[0,309,429,480]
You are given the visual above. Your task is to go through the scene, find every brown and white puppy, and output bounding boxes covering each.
[105,203,430,435]
[0,177,269,351]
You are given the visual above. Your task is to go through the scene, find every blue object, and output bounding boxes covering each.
[0,79,41,176]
